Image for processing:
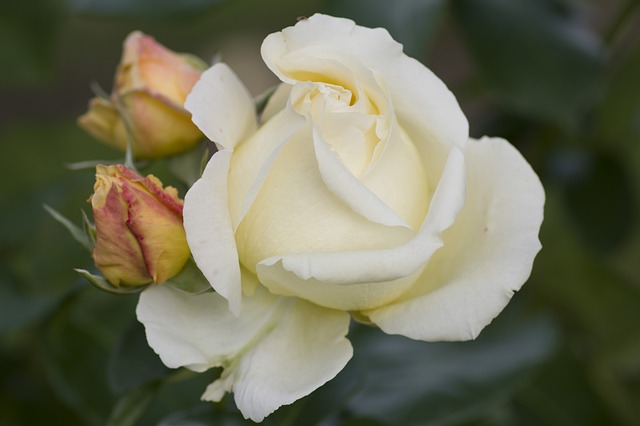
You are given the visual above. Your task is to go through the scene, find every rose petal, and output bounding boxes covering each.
[227,97,306,230]
[184,63,257,149]
[204,298,352,422]
[183,149,242,315]
[256,147,466,311]
[235,121,416,277]
[136,284,278,373]
[365,137,545,341]
[312,125,411,229]
[136,285,352,423]
[261,13,468,159]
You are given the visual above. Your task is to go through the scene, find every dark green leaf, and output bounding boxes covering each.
[166,142,209,187]
[514,354,615,426]
[165,260,212,295]
[0,267,54,336]
[596,42,640,142]
[138,370,221,425]
[0,0,59,87]
[548,148,636,252]
[42,298,116,426]
[326,0,448,59]
[453,0,605,126]
[108,320,171,394]
[344,304,558,426]
[68,0,229,18]
[106,382,162,426]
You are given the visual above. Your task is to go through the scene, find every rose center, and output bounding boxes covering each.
[295,82,381,177]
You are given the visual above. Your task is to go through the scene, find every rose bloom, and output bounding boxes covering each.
[79,32,204,158]
[137,14,544,422]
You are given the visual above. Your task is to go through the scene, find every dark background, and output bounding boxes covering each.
[2,0,640,424]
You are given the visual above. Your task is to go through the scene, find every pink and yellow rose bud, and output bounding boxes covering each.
[79,32,206,158]
[90,164,190,286]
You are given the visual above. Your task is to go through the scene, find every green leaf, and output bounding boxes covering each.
[108,319,171,394]
[344,303,558,425]
[0,266,54,336]
[67,0,229,18]
[106,382,162,426]
[596,42,640,142]
[166,142,209,187]
[548,148,637,252]
[326,0,447,59]
[75,269,149,295]
[156,404,244,426]
[165,260,212,295]
[0,0,59,87]
[44,205,92,252]
[514,353,615,426]
[452,0,605,126]
[42,297,116,426]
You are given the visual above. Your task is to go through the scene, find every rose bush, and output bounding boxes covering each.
[137,14,544,422]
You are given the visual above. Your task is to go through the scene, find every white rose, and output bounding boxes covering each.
[136,14,544,422]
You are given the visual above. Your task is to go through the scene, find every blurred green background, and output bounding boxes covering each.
[2,0,640,424]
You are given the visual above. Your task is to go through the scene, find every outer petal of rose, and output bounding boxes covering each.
[227,97,306,230]
[183,149,242,315]
[255,147,466,311]
[204,298,352,422]
[364,137,545,341]
[261,13,468,155]
[184,63,257,149]
[136,285,352,423]
[121,89,202,158]
[136,284,279,372]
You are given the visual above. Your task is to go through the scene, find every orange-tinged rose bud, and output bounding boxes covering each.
[79,32,205,158]
[90,164,190,286]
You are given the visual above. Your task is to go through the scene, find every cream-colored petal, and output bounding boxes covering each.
[184,149,242,315]
[260,83,292,123]
[228,101,306,230]
[256,147,466,311]
[359,121,430,231]
[135,284,280,373]
[235,122,415,276]
[366,137,544,341]
[184,63,257,149]
[261,13,468,159]
[139,284,353,423]
[312,126,410,229]
[202,298,353,422]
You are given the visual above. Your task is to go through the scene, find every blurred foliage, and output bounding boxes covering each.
[1,0,640,424]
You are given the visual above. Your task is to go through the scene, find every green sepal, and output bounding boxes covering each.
[166,141,209,186]
[164,259,212,295]
[105,381,161,426]
[180,53,209,72]
[75,269,149,295]
[44,205,92,252]
[254,84,278,116]
[199,145,210,177]
[81,209,97,250]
